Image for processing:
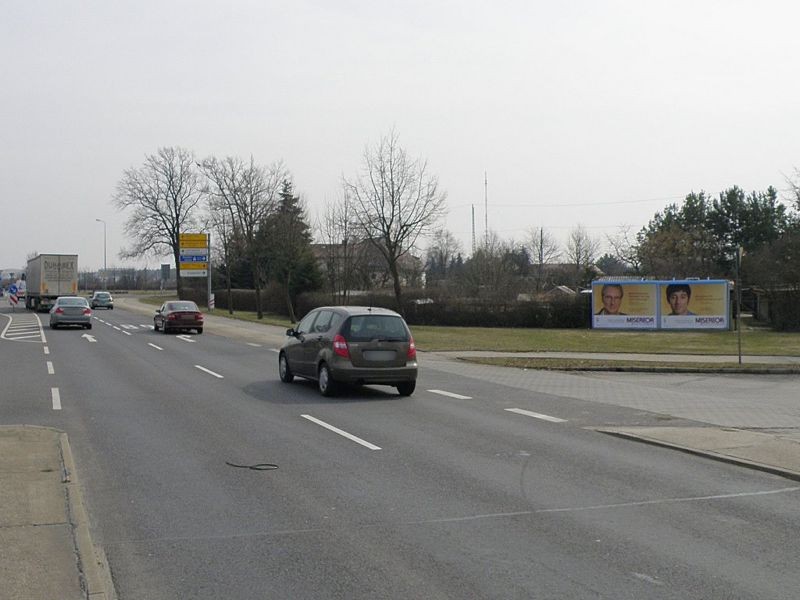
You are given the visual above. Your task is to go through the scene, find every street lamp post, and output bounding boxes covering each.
[95,218,107,288]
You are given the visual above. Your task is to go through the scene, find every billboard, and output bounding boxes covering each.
[592,281,657,329]
[660,280,729,330]
[592,280,729,330]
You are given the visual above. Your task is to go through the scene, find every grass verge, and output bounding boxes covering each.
[460,356,800,373]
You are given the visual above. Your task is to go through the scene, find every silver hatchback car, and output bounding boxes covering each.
[279,306,418,396]
[50,296,93,329]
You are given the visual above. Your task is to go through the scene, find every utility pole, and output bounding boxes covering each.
[484,171,488,247]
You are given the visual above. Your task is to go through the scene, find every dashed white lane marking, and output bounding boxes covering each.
[139,324,151,329]
[47,361,54,375]
[301,415,382,450]
[121,324,138,330]
[112,326,121,331]
[123,331,132,336]
[268,348,280,353]
[505,408,567,423]
[43,346,50,355]
[428,389,472,400]
[176,335,196,343]
[194,365,223,378]
[51,388,61,410]
[148,343,163,351]
[247,343,262,347]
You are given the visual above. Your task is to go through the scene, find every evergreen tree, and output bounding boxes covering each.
[260,180,320,321]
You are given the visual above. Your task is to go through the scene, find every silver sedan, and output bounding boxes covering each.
[50,296,93,330]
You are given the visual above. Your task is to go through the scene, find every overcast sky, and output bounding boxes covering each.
[3,1,800,272]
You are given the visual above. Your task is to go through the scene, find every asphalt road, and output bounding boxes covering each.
[2,304,799,599]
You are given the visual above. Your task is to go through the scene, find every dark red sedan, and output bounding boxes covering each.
[154,300,204,334]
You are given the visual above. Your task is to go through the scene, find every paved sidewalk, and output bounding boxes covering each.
[0,426,114,600]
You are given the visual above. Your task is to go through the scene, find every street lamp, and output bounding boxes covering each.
[95,218,106,288]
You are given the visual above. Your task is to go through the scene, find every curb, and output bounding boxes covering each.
[594,428,800,483]
[59,432,118,600]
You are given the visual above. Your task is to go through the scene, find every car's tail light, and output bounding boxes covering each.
[82,308,92,315]
[167,313,178,320]
[195,313,204,321]
[333,334,350,358]
[407,336,417,360]
[54,307,64,314]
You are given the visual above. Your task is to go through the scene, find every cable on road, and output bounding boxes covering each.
[225,461,279,471]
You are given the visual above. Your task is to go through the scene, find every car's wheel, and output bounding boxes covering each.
[162,324,169,334]
[86,324,92,330]
[50,323,57,330]
[196,328,203,334]
[153,321,159,331]
[109,306,114,310]
[318,362,337,397]
[279,353,294,383]
[397,381,416,396]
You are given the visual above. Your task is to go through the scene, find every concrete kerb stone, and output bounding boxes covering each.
[59,432,118,600]
[593,426,800,483]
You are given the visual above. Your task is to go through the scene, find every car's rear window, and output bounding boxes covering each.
[341,315,409,342]
[167,302,199,311]
[96,293,110,299]
[59,297,89,306]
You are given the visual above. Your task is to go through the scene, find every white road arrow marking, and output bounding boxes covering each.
[81,334,97,343]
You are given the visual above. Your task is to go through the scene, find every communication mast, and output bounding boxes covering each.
[471,204,476,254]
[484,171,488,247]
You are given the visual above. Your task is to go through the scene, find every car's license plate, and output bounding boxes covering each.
[363,350,396,361]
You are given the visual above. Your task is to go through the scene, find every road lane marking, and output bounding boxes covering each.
[301,415,381,450]
[505,408,567,423]
[121,324,139,329]
[81,334,97,343]
[247,343,262,347]
[140,324,151,329]
[112,326,121,331]
[148,343,163,351]
[177,335,196,343]
[47,361,54,375]
[123,331,132,336]
[51,388,61,410]
[195,365,223,378]
[268,348,280,353]
[428,389,472,400]
[43,346,49,355]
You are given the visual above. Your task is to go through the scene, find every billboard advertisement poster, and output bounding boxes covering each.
[660,280,729,330]
[592,281,657,329]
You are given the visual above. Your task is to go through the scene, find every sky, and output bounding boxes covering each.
[3,1,800,272]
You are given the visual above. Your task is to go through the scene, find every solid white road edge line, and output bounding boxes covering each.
[194,365,224,378]
[47,361,54,375]
[301,414,381,450]
[505,408,567,423]
[51,388,61,410]
[428,389,472,400]
[148,343,163,351]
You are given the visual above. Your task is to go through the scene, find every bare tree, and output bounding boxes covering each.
[317,196,368,303]
[114,147,203,299]
[605,225,641,273]
[564,224,601,289]
[343,130,447,311]
[199,156,284,318]
[424,228,462,286]
[526,226,561,292]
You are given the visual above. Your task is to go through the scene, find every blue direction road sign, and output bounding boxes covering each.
[9,284,17,295]
[180,255,208,262]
